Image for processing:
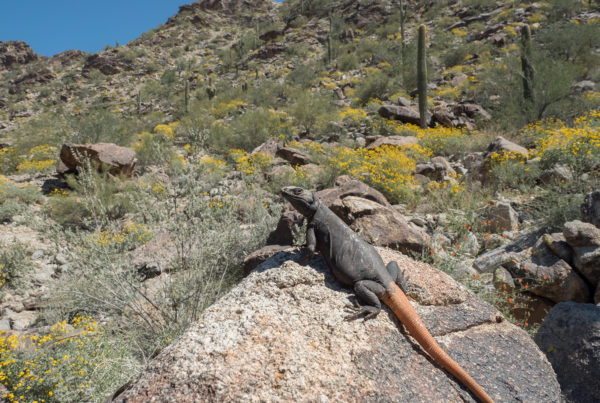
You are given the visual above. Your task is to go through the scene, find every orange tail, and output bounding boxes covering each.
[381,282,494,403]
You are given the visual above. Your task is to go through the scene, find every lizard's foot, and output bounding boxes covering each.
[297,248,314,265]
[343,304,380,321]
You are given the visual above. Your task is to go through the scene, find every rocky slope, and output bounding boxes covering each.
[0,0,598,401]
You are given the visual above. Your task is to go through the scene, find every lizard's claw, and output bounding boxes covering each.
[343,303,380,321]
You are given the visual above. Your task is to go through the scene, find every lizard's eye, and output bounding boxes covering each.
[293,188,302,195]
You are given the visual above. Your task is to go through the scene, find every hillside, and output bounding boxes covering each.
[0,0,599,401]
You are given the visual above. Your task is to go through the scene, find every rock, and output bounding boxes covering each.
[582,190,600,228]
[572,80,596,93]
[259,29,285,42]
[31,265,56,285]
[416,157,455,181]
[452,103,491,120]
[251,137,280,158]
[394,96,412,107]
[493,267,515,290]
[541,233,573,264]
[563,220,600,247]
[333,196,428,254]
[484,137,529,160]
[50,49,86,66]
[365,135,418,150]
[540,164,573,184]
[462,232,480,257]
[0,41,37,70]
[536,302,600,403]
[432,107,455,128]
[111,248,561,403]
[473,250,517,273]
[8,310,38,330]
[55,253,68,266]
[82,52,133,76]
[462,152,483,169]
[266,208,303,245]
[572,246,600,285]
[241,244,293,275]
[377,104,422,125]
[10,68,55,93]
[59,143,137,176]
[317,176,390,207]
[250,42,287,60]
[0,319,10,331]
[485,201,519,233]
[595,282,600,305]
[265,164,295,183]
[275,146,311,166]
[413,173,430,185]
[514,240,591,303]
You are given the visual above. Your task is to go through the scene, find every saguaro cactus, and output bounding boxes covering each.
[520,24,535,103]
[417,25,428,129]
[184,80,190,113]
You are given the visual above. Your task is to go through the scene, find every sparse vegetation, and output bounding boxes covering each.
[0,0,599,400]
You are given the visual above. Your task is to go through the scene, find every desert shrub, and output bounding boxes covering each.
[132,122,179,169]
[354,71,389,105]
[289,91,333,138]
[227,149,272,178]
[489,158,541,192]
[285,62,320,88]
[0,241,31,289]
[68,109,136,145]
[0,316,138,403]
[160,70,177,86]
[337,50,360,71]
[50,174,281,370]
[0,175,42,222]
[45,168,137,229]
[15,144,57,174]
[0,147,23,174]
[210,107,293,151]
[327,144,431,203]
[523,110,600,174]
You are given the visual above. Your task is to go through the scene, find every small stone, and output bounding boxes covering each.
[9,310,38,330]
[463,232,480,257]
[0,319,10,331]
[31,249,44,260]
[493,267,515,290]
[55,253,68,265]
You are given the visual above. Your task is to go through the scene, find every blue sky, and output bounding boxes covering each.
[0,1,192,57]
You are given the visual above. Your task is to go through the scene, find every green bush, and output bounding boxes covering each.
[354,71,389,105]
[45,169,136,229]
[0,175,41,221]
[0,241,31,288]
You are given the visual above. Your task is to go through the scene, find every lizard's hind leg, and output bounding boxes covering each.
[345,280,385,321]
[386,261,408,292]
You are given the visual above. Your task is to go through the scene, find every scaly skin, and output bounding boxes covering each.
[281,186,494,403]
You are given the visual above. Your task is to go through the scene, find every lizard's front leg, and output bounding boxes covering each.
[299,224,316,265]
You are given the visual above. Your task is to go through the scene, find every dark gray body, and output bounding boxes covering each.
[310,199,394,288]
[281,186,406,317]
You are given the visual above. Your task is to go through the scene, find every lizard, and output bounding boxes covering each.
[281,186,494,403]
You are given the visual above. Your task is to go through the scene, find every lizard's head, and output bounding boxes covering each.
[281,186,318,217]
